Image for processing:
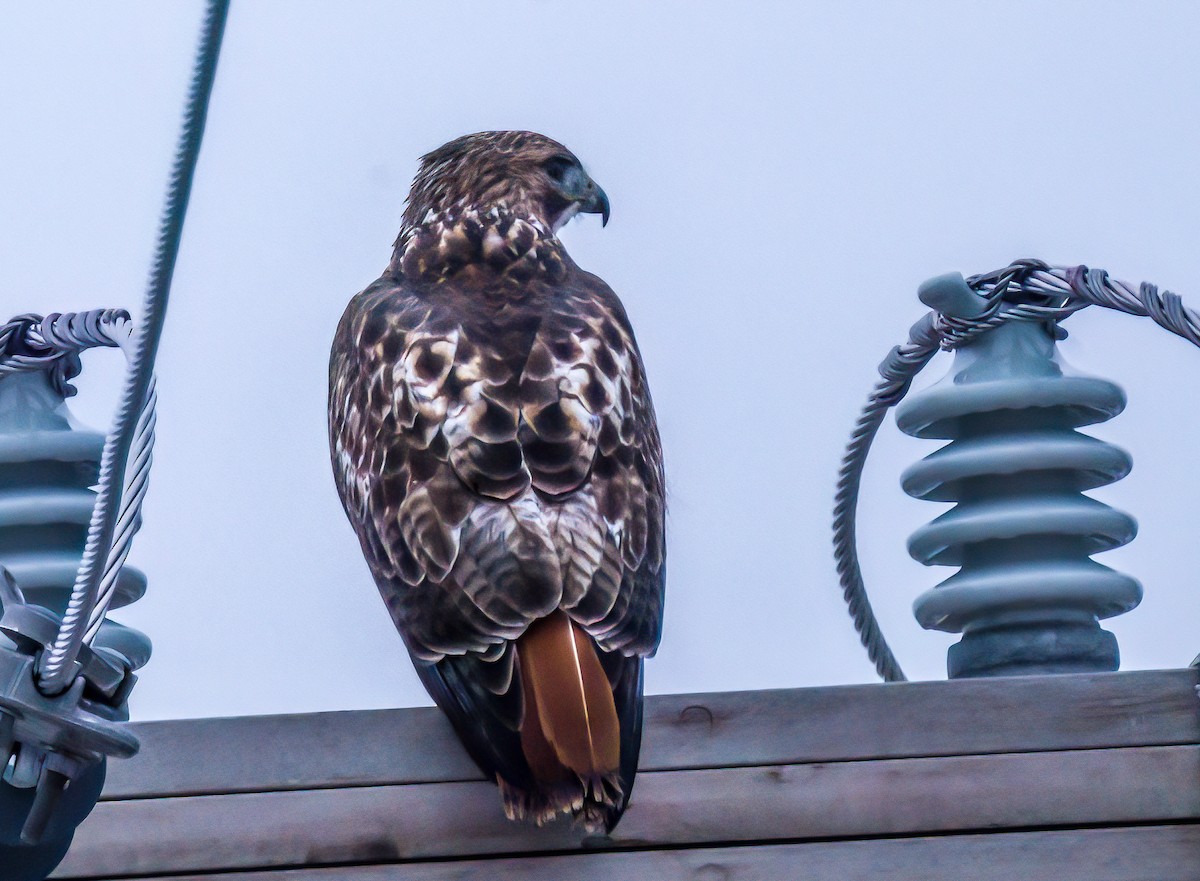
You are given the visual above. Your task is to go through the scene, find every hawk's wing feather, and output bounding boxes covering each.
[601,650,645,821]
[414,648,532,788]
[527,271,666,657]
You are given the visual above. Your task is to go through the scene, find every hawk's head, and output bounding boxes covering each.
[400,131,610,237]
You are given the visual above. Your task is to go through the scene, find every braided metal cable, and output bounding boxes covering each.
[0,310,130,396]
[38,0,230,695]
[832,315,940,682]
[84,376,157,644]
[834,258,1200,682]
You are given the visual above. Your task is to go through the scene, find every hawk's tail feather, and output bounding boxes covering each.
[415,618,646,834]
[517,612,620,777]
[514,611,625,833]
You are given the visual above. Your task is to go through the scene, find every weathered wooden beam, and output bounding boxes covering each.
[101,668,1200,799]
[52,668,1200,879]
[75,825,1200,881]
[54,745,1200,877]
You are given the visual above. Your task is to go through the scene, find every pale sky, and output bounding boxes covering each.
[2,1,1199,721]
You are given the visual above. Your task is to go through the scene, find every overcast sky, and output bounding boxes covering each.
[2,1,1199,721]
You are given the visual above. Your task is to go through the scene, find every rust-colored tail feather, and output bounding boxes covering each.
[517,611,620,810]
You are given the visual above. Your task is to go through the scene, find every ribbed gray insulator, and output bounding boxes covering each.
[895,319,1142,678]
[0,372,151,679]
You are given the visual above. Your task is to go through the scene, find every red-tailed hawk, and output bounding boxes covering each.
[328,131,665,832]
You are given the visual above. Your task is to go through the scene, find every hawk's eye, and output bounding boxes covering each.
[543,156,575,184]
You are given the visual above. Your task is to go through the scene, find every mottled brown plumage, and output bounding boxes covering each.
[328,131,665,832]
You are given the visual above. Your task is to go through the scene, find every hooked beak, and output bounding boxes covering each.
[581,179,610,227]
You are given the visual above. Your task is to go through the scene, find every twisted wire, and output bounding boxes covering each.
[84,377,156,643]
[0,310,130,396]
[835,259,1200,682]
[38,0,230,695]
[832,314,940,682]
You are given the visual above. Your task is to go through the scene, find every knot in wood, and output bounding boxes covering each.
[678,704,714,729]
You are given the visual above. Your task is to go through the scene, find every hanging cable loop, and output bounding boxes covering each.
[834,259,1200,683]
[36,0,230,695]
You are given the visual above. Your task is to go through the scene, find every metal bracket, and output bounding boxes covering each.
[0,573,137,844]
